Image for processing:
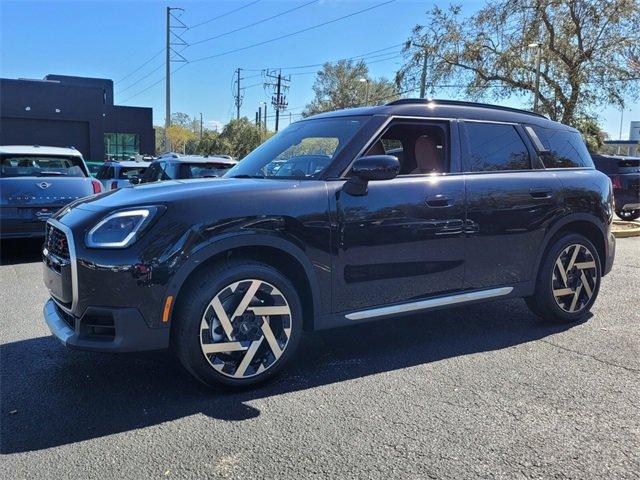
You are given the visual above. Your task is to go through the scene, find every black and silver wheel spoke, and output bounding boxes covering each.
[552,244,597,313]
[199,279,291,379]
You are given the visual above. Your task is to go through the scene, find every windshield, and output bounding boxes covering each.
[224,117,365,179]
[0,155,87,178]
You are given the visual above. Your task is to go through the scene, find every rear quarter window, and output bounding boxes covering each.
[531,127,593,168]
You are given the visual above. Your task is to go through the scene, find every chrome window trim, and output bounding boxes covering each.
[46,218,79,315]
[345,286,513,321]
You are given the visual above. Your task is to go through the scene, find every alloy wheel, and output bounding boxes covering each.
[552,244,598,313]
[199,279,292,379]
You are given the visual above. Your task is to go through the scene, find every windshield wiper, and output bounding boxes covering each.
[229,174,264,179]
[37,171,67,176]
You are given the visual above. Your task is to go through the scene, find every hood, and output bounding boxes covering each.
[71,178,310,213]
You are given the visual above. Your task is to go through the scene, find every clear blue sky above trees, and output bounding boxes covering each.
[1,0,637,137]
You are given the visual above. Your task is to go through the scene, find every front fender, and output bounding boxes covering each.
[164,232,323,328]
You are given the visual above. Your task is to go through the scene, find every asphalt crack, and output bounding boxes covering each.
[538,339,640,374]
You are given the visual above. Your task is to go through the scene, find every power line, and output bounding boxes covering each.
[120,63,188,104]
[115,1,262,88]
[188,0,396,65]
[187,0,262,31]
[119,2,399,106]
[189,0,318,47]
[115,49,164,84]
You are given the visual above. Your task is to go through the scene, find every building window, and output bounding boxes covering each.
[104,133,139,160]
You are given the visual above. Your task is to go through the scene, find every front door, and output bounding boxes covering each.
[331,119,466,313]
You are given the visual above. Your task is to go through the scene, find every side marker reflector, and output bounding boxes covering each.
[162,296,173,323]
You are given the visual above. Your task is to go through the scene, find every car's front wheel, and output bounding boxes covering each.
[616,209,640,221]
[173,259,302,388]
[525,233,601,323]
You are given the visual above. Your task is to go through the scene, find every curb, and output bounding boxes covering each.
[612,220,640,238]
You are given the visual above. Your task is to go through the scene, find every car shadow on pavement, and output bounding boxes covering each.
[0,239,44,266]
[1,299,584,454]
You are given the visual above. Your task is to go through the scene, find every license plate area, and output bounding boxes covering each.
[43,252,73,304]
[33,208,55,221]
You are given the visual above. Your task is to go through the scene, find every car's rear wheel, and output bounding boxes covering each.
[173,259,302,388]
[616,209,640,221]
[525,233,601,323]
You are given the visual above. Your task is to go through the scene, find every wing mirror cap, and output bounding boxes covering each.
[351,155,400,181]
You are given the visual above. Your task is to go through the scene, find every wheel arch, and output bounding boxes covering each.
[166,234,321,332]
[532,213,607,282]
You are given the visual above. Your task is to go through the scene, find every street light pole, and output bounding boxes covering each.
[529,43,542,112]
[358,78,369,106]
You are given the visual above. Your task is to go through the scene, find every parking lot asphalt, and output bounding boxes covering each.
[1,237,638,479]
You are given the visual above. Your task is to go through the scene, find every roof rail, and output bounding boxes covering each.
[385,98,547,119]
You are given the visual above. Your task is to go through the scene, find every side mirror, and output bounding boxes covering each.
[129,177,141,185]
[344,155,400,196]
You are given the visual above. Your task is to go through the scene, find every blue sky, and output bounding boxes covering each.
[1,0,637,138]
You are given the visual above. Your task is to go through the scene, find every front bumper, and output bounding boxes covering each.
[44,299,169,353]
[603,231,616,276]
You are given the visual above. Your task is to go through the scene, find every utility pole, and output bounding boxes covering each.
[165,7,170,150]
[265,70,290,132]
[255,111,259,126]
[164,7,187,152]
[234,68,243,119]
[199,112,203,140]
[258,106,262,130]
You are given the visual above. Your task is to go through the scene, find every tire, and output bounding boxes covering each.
[616,209,640,221]
[525,233,601,324]
[172,259,303,389]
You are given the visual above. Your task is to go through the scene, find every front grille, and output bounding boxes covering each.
[45,224,70,259]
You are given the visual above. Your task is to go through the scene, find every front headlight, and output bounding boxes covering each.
[86,206,161,248]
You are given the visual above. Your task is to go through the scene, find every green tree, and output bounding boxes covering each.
[166,125,196,154]
[198,131,232,157]
[219,117,264,159]
[303,60,399,116]
[154,126,165,155]
[397,0,640,126]
[574,117,608,153]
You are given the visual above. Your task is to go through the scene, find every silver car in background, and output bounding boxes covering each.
[94,161,151,191]
[0,145,101,239]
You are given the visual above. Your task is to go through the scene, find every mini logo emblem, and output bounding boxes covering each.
[37,182,52,189]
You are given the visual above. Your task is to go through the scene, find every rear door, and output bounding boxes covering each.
[461,120,562,289]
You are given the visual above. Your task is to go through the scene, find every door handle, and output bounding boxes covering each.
[529,188,552,199]
[425,195,453,207]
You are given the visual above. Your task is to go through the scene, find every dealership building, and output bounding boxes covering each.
[0,74,154,161]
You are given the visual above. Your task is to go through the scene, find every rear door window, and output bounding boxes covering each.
[530,127,593,168]
[119,166,147,179]
[96,165,116,179]
[463,122,531,172]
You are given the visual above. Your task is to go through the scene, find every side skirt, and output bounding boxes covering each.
[315,283,532,331]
